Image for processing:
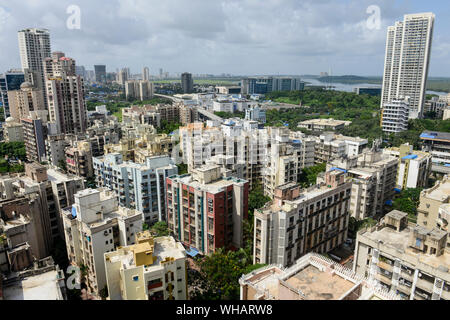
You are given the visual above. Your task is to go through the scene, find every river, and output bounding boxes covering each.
[302,77,447,96]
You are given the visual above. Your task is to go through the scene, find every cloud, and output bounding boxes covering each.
[0,0,447,76]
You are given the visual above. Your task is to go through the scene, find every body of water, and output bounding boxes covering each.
[303,77,447,96]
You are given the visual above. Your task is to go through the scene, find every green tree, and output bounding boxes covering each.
[150,221,170,237]
[393,188,423,223]
[299,163,326,188]
[177,163,188,175]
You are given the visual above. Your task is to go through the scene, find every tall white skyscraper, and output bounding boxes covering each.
[381,13,435,119]
[18,28,51,94]
[143,67,150,81]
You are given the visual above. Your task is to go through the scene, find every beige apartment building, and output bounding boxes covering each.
[104,231,187,300]
[330,149,398,220]
[354,210,450,300]
[65,141,94,178]
[62,188,143,295]
[298,118,351,132]
[254,169,352,267]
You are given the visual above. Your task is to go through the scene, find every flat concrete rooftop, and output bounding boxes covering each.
[3,270,62,300]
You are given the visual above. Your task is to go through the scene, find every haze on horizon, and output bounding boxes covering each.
[0,0,449,77]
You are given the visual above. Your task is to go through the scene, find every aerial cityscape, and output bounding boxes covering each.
[1,0,450,306]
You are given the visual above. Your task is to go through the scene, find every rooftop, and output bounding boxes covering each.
[421,177,450,202]
[3,270,63,300]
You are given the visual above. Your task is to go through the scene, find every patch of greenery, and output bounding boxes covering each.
[0,159,24,174]
[0,142,26,161]
[177,163,188,175]
[298,163,327,188]
[150,221,170,237]
[393,188,423,223]
[214,111,245,119]
[157,120,181,135]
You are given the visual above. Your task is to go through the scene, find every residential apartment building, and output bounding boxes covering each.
[45,52,87,135]
[424,97,447,118]
[166,165,249,255]
[94,65,106,83]
[17,28,51,104]
[245,106,266,124]
[417,176,450,235]
[65,141,94,178]
[383,143,432,189]
[330,150,398,220]
[354,210,450,300]
[241,77,304,95]
[254,170,352,267]
[104,231,187,300]
[62,188,143,294]
[45,134,69,167]
[93,154,178,224]
[8,81,45,121]
[420,131,450,175]
[125,80,154,101]
[3,118,23,142]
[381,13,435,119]
[21,115,46,163]
[240,252,400,300]
[381,98,410,134]
[314,132,368,164]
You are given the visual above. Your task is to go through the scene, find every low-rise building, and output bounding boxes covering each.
[62,188,143,295]
[314,132,368,164]
[254,170,351,267]
[298,118,351,132]
[3,117,23,142]
[166,165,249,255]
[240,252,400,300]
[104,231,187,300]
[420,131,450,175]
[354,210,450,300]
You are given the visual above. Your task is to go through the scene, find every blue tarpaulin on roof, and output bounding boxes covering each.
[186,247,200,257]
[385,200,393,206]
[292,140,301,144]
[445,164,450,167]
[394,188,402,193]
[71,206,77,217]
[402,154,418,160]
[284,123,289,127]
[330,167,347,173]
[420,133,437,139]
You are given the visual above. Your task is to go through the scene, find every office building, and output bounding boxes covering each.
[240,252,400,300]
[166,165,249,255]
[0,71,25,119]
[254,170,351,267]
[93,154,178,224]
[181,73,194,94]
[381,98,410,134]
[420,131,450,174]
[104,231,187,300]
[94,65,106,83]
[62,188,143,295]
[354,87,382,96]
[354,210,450,300]
[381,13,435,119]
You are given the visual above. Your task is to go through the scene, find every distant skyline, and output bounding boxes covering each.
[1,0,450,77]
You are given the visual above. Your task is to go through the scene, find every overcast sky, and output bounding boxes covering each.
[0,0,449,77]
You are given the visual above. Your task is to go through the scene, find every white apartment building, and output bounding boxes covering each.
[314,132,368,163]
[62,188,143,295]
[383,144,432,189]
[93,153,178,224]
[381,98,410,134]
[381,13,435,119]
[254,170,352,267]
[17,28,51,94]
[354,210,450,300]
[104,231,187,300]
[125,80,154,101]
[245,106,266,124]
